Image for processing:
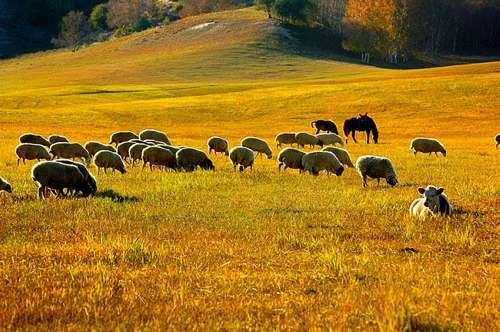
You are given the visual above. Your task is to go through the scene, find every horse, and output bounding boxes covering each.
[311,120,339,134]
[343,113,379,144]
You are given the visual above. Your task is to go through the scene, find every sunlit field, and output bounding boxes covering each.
[0,8,499,331]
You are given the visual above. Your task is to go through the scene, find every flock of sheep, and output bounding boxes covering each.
[1,126,499,219]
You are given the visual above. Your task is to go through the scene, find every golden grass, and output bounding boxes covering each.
[0,7,499,331]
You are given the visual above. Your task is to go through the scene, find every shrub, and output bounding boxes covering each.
[52,11,91,51]
[90,4,109,31]
[113,26,134,38]
[134,17,152,32]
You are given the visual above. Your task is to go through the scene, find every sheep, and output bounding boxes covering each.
[15,143,51,165]
[55,159,97,195]
[277,148,305,173]
[50,142,90,163]
[0,176,12,194]
[241,137,272,159]
[19,133,50,147]
[295,132,323,149]
[109,131,139,145]
[48,135,69,145]
[94,151,127,175]
[117,141,136,163]
[275,132,297,148]
[161,145,183,155]
[31,161,93,199]
[129,143,151,167]
[355,155,398,188]
[207,136,229,156]
[139,129,171,145]
[301,151,344,176]
[410,137,446,157]
[316,133,345,147]
[176,148,215,172]
[85,141,116,158]
[321,147,355,168]
[141,146,178,171]
[410,185,453,219]
[229,146,254,172]
[495,133,499,148]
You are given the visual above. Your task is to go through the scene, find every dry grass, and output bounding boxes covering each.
[0,7,499,331]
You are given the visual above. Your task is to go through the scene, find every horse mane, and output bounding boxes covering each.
[366,117,378,138]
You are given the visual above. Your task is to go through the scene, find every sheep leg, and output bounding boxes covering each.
[97,167,101,175]
[377,178,380,186]
[142,162,146,172]
[17,158,20,166]
[362,176,368,188]
[38,186,45,200]
[104,168,107,174]
[150,164,154,172]
[435,152,438,157]
[23,158,26,165]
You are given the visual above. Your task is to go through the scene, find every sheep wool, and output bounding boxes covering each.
[301,151,344,176]
[48,135,69,145]
[355,155,398,188]
[277,148,305,172]
[142,146,177,171]
[241,137,272,159]
[207,136,229,156]
[295,132,322,148]
[322,147,354,168]
[15,143,51,165]
[85,141,116,157]
[109,131,139,145]
[229,146,255,172]
[94,151,127,174]
[19,133,51,147]
[177,148,215,172]
[316,133,345,147]
[410,137,446,157]
[0,176,12,193]
[139,129,171,145]
[275,132,297,148]
[50,142,90,163]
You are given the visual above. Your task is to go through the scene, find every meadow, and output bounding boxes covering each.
[0,8,499,331]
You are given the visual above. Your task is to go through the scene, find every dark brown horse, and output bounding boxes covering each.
[311,120,338,134]
[343,114,379,144]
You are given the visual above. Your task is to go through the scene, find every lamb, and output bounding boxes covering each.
[139,129,171,145]
[141,146,178,171]
[207,136,229,156]
[0,176,12,193]
[316,133,345,147]
[355,155,398,188]
[176,148,215,172]
[55,159,97,195]
[19,133,51,147]
[229,146,254,172]
[241,137,272,159]
[311,120,339,134]
[410,138,446,157]
[117,141,136,163]
[94,151,127,174]
[277,148,305,172]
[85,141,116,157]
[295,132,323,149]
[321,147,355,168]
[495,133,499,148]
[301,151,344,176]
[275,132,297,148]
[31,161,94,199]
[50,142,90,163]
[410,186,453,219]
[15,143,51,165]
[109,131,139,145]
[129,143,151,167]
[48,135,69,145]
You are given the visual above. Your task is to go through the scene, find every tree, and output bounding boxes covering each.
[256,0,277,18]
[90,3,109,31]
[52,11,90,51]
[107,0,161,29]
[275,0,314,24]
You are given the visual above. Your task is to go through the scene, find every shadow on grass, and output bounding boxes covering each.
[94,189,141,203]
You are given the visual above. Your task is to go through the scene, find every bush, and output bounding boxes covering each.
[52,11,91,51]
[113,26,134,38]
[133,17,152,32]
[90,4,109,31]
[275,0,313,23]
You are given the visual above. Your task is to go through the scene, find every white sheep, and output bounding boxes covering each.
[109,131,139,145]
[277,148,305,172]
[275,132,297,148]
[410,137,446,157]
[141,146,178,171]
[15,143,51,165]
[50,142,90,163]
[85,141,116,157]
[495,133,499,148]
[19,133,51,147]
[0,176,12,193]
[301,151,344,176]
[241,137,272,159]
[139,129,171,145]
[316,133,345,147]
[355,155,398,188]
[321,147,354,168]
[176,148,215,172]
[229,146,254,172]
[48,135,69,145]
[129,143,151,167]
[410,186,453,219]
[207,136,229,156]
[94,151,127,174]
[295,132,323,149]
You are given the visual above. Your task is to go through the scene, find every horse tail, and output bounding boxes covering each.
[311,121,316,128]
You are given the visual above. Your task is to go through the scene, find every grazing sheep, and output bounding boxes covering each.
[316,133,345,147]
[19,133,51,147]
[31,161,93,199]
[50,142,90,163]
[129,143,151,167]
[109,131,139,145]
[117,141,136,163]
[94,151,127,174]
[15,143,51,165]
[241,137,272,159]
[301,151,344,176]
[207,136,229,156]
[229,146,254,172]
[355,155,398,188]
[295,132,323,149]
[277,148,305,172]
[141,146,177,171]
[495,133,499,148]
[275,132,297,148]
[410,138,446,157]
[55,159,97,195]
[85,141,116,157]
[161,145,183,155]
[48,135,69,145]
[322,147,355,168]
[0,176,12,193]
[410,186,453,219]
[139,129,171,145]
[311,120,339,134]
[176,148,215,172]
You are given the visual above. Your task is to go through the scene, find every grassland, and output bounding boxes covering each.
[0,7,499,331]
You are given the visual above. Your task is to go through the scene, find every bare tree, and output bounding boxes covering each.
[52,11,90,51]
